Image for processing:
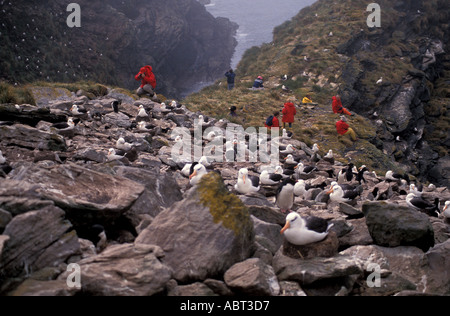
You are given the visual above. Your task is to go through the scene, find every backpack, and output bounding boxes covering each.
[265,115,274,126]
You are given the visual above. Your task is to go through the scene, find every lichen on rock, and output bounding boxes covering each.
[197,172,253,239]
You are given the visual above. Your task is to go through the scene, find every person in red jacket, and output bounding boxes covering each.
[336,116,357,141]
[135,65,157,97]
[332,95,353,116]
[282,101,297,128]
[265,111,280,130]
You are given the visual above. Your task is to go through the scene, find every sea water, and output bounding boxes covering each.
[204,0,316,69]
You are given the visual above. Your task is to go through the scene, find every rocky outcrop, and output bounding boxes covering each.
[0,86,449,296]
[1,0,237,98]
[135,172,255,283]
[336,1,450,187]
[58,243,173,296]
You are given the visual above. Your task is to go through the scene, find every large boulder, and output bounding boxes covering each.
[0,179,55,217]
[11,163,145,224]
[0,124,66,151]
[114,166,183,221]
[363,201,435,251]
[0,205,80,285]
[58,243,172,296]
[425,239,450,294]
[135,172,255,283]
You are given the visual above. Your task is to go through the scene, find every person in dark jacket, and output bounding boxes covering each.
[282,101,297,128]
[229,106,238,117]
[265,111,280,130]
[225,69,236,90]
[135,65,157,97]
[252,76,264,90]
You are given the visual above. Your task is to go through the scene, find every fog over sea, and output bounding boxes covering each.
[204,0,317,69]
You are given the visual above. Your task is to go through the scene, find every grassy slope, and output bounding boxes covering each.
[183,0,409,174]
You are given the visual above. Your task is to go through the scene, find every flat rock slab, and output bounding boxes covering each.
[11,163,145,220]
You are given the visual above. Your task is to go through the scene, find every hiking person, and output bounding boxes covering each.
[252,76,264,90]
[135,65,156,98]
[281,101,297,129]
[336,115,357,141]
[225,69,236,90]
[229,106,238,117]
[264,111,280,130]
[332,95,353,116]
[302,94,313,104]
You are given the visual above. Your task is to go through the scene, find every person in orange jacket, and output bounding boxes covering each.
[336,116,357,141]
[332,95,353,116]
[282,101,297,128]
[135,65,157,97]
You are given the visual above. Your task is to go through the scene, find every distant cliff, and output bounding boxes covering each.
[0,0,238,98]
[185,0,449,187]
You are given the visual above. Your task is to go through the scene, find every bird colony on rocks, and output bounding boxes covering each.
[0,86,449,296]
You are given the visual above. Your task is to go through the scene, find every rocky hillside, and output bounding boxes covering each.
[184,0,449,187]
[0,0,237,97]
[0,84,449,296]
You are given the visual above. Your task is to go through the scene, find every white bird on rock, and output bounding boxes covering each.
[260,169,283,185]
[280,144,295,155]
[327,184,359,203]
[376,77,383,85]
[442,201,450,219]
[189,163,208,186]
[0,150,6,164]
[235,168,260,194]
[116,137,133,151]
[294,179,308,198]
[70,104,87,116]
[280,212,333,246]
[107,148,125,161]
[406,193,440,217]
[52,118,75,130]
[323,149,334,164]
[137,105,149,118]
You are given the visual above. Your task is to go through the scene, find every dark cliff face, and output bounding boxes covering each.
[336,0,450,187]
[0,0,237,98]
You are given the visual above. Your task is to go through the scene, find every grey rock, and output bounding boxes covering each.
[11,163,145,223]
[0,208,12,232]
[0,124,66,151]
[274,249,364,286]
[224,258,280,296]
[251,215,284,251]
[425,239,450,294]
[8,279,79,296]
[0,180,54,216]
[338,218,373,249]
[114,166,183,222]
[58,243,172,296]
[0,205,80,282]
[363,201,435,251]
[168,282,217,296]
[135,173,255,283]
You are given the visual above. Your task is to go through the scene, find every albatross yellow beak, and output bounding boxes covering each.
[280,221,290,234]
[189,170,197,180]
[243,175,246,184]
[326,188,334,194]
